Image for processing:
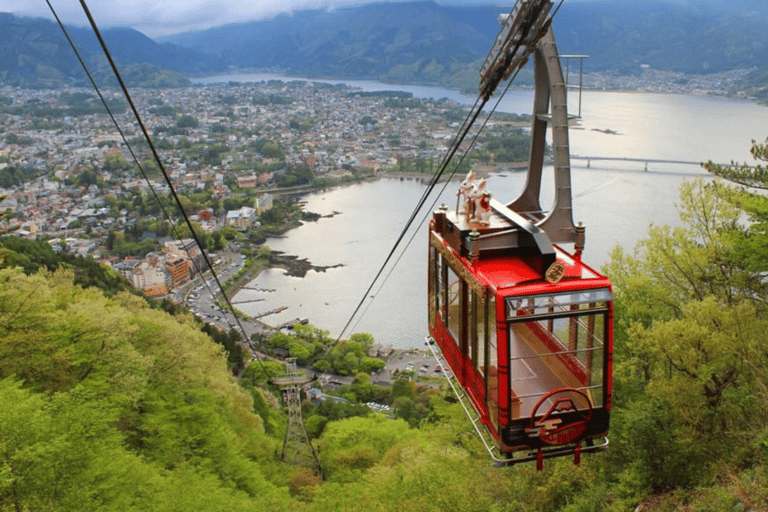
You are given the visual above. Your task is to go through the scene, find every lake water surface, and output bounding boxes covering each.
[218,74,768,348]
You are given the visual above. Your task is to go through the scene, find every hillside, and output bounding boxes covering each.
[553,0,768,75]
[162,0,768,82]
[164,2,491,83]
[0,12,220,88]
[3,1,768,89]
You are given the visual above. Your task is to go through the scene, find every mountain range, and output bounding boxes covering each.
[0,12,216,88]
[2,1,768,89]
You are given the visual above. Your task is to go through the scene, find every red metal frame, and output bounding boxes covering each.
[428,227,613,457]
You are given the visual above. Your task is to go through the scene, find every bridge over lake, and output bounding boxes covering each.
[571,155,709,167]
[568,155,731,176]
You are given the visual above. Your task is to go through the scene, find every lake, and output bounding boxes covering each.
[218,74,768,348]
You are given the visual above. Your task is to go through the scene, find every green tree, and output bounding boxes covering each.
[705,137,768,190]
[311,359,332,373]
[240,359,285,387]
[392,396,420,427]
[602,177,768,497]
[390,376,416,400]
[176,114,199,128]
[104,152,130,172]
[705,138,768,275]
[317,415,416,481]
[334,352,359,376]
[0,380,147,510]
[259,141,284,159]
[359,356,385,374]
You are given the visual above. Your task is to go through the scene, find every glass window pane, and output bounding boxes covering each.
[446,266,461,340]
[487,295,498,429]
[439,258,446,324]
[428,246,437,328]
[508,311,606,420]
[469,291,478,365]
[476,293,487,376]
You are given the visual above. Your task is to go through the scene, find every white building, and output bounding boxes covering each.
[226,206,256,231]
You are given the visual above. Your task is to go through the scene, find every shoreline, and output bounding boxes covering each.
[193,70,766,107]
[226,162,529,328]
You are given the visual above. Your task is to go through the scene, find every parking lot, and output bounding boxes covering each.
[378,348,453,384]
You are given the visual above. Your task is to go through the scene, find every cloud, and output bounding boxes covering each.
[3,0,423,37]
[1,0,732,38]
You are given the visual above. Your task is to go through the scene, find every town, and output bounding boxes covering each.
[1,67,752,306]
[0,79,532,301]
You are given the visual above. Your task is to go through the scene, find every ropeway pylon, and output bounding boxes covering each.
[273,358,322,477]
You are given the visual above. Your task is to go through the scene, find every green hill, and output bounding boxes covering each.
[5,1,768,89]
[0,13,216,88]
[163,0,768,82]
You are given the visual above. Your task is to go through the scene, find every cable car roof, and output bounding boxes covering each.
[472,246,610,296]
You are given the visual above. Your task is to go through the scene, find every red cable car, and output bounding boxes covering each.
[427,209,613,466]
[427,1,612,467]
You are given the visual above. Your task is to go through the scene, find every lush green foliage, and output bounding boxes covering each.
[0,266,290,509]
[595,177,768,508]
[7,151,768,510]
[474,125,534,164]
[0,237,132,294]
[0,164,48,188]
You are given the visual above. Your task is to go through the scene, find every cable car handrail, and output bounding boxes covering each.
[512,384,603,402]
[521,317,607,346]
[509,345,605,361]
[508,309,611,323]
[426,336,511,465]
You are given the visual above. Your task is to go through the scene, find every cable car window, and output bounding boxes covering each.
[487,295,498,431]
[469,290,477,365]
[506,290,609,421]
[476,293,490,378]
[506,290,612,319]
[428,246,438,329]
[439,256,447,325]
[446,266,462,341]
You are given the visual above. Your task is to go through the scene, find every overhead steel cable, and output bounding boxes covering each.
[62,0,271,374]
[348,62,529,336]
[45,0,226,309]
[331,94,491,350]
[334,0,564,348]
[44,0,193,272]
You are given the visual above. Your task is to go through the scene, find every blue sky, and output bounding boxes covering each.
[3,0,761,38]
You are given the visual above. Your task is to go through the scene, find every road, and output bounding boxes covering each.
[179,243,448,387]
[182,242,267,337]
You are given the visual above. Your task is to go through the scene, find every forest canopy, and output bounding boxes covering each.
[4,141,768,510]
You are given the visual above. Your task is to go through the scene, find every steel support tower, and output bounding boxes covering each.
[274,358,322,477]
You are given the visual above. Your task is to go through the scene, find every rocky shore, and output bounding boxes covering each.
[268,251,344,278]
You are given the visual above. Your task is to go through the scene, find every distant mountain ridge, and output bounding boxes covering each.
[2,1,768,89]
[553,1,768,75]
[163,2,492,82]
[163,0,768,81]
[0,13,219,88]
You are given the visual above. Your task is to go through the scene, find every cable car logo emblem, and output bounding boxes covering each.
[545,261,565,283]
[526,388,592,446]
